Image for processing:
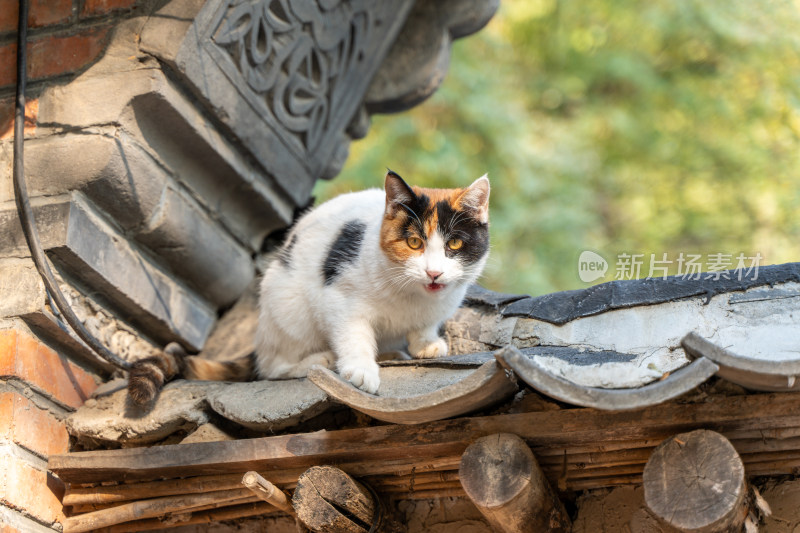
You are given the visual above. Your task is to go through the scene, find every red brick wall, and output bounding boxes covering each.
[0,0,143,137]
[2,3,164,529]
[0,3,125,528]
[0,327,99,531]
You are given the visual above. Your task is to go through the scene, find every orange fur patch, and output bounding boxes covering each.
[184,356,252,382]
[380,212,418,262]
[380,186,468,263]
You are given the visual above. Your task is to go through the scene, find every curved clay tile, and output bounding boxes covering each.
[66,380,226,445]
[206,379,331,432]
[501,262,800,325]
[307,360,518,424]
[463,284,529,310]
[494,345,719,411]
[682,332,800,391]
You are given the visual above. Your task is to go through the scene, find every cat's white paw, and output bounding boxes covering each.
[340,364,380,394]
[409,337,448,359]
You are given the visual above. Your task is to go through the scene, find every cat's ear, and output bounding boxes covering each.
[384,170,415,216]
[459,174,490,223]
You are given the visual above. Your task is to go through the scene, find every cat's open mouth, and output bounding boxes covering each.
[425,282,445,292]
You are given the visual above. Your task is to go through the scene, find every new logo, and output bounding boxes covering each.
[578,250,608,283]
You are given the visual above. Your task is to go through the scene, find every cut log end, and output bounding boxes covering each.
[643,429,748,533]
[459,433,571,533]
[292,465,377,533]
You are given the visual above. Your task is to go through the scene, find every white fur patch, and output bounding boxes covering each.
[255,188,488,393]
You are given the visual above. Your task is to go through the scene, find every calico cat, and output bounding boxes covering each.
[252,170,490,393]
[128,170,489,403]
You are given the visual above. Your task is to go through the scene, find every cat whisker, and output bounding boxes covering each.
[376,272,414,291]
[398,203,425,234]
[447,210,467,234]
[391,273,419,290]
[389,275,415,289]
[377,272,413,287]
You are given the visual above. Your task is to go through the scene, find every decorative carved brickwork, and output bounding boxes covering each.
[162,0,414,204]
[211,0,374,155]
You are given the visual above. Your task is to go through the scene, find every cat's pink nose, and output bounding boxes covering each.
[426,270,443,281]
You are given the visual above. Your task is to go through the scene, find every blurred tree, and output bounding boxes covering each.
[314,0,800,295]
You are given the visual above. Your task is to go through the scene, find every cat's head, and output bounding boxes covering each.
[380,170,490,295]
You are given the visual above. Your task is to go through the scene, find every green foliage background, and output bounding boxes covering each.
[314,0,800,295]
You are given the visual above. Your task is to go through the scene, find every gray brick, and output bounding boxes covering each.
[37,68,295,248]
[0,133,253,306]
[0,259,45,318]
[0,133,167,232]
[137,186,254,307]
[128,87,294,249]
[0,194,215,350]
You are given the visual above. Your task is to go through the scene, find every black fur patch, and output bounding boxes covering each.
[399,192,432,239]
[127,343,185,406]
[278,234,298,267]
[323,220,366,285]
[435,200,489,264]
[128,356,167,406]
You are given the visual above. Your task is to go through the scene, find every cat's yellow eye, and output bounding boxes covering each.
[447,238,464,250]
[407,236,423,250]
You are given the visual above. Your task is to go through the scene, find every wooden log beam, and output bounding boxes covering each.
[643,430,749,532]
[60,430,800,511]
[459,434,570,532]
[49,392,800,485]
[62,460,462,508]
[292,466,377,533]
[60,445,800,503]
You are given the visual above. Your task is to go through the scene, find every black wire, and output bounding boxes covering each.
[363,479,384,533]
[13,0,132,371]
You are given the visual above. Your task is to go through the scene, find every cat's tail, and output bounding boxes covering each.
[127,343,185,406]
[183,351,254,382]
[128,344,254,406]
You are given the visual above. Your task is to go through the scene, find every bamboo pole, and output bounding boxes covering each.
[378,481,461,493]
[95,501,282,532]
[63,473,251,506]
[241,471,295,515]
[141,494,262,518]
[62,488,254,533]
[387,488,466,500]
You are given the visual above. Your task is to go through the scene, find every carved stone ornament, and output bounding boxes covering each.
[210,0,378,157]
[143,0,413,205]
[141,0,498,207]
